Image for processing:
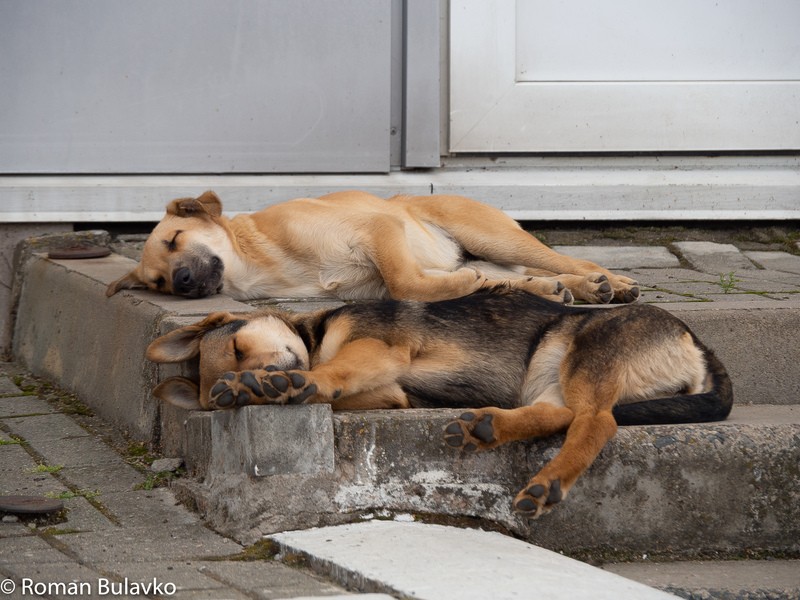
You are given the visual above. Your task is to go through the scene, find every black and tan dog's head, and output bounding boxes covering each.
[146,310,310,410]
[106,191,234,299]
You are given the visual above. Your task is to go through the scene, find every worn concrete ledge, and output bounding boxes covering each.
[10,251,800,557]
[174,404,800,555]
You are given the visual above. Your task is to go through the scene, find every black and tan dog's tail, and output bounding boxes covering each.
[612,346,733,426]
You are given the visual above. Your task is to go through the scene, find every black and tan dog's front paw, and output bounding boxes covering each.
[208,369,319,409]
[444,411,498,452]
[513,478,563,519]
[209,372,251,409]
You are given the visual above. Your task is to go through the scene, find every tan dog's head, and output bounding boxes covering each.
[106,191,234,299]
[146,310,310,410]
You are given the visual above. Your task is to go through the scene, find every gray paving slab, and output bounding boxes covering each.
[3,412,92,442]
[99,487,204,528]
[55,496,120,531]
[198,561,348,599]
[0,521,34,539]
[94,560,228,594]
[0,535,66,564]
[672,241,758,273]
[0,395,57,418]
[732,274,800,293]
[624,266,720,281]
[638,290,706,303]
[59,524,240,563]
[744,250,800,274]
[270,521,679,600]
[602,559,800,598]
[58,462,144,495]
[7,435,130,471]
[0,376,22,396]
[0,466,69,498]
[1,561,105,599]
[553,245,680,268]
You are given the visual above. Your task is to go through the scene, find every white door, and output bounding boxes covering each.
[450,0,800,152]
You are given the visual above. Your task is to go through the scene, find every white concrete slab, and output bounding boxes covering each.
[269,521,679,600]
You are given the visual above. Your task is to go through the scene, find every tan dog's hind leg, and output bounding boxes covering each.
[207,338,412,409]
[366,215,489,301]
[409,195,639,303]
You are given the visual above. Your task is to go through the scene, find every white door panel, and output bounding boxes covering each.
[451,0,800,152]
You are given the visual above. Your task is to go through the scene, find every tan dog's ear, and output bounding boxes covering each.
[152,377,203,410]
[106,269,147,297]
[166,190,223,218]
[146,311,242,363]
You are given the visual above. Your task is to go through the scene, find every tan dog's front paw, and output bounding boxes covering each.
[609,274,640,303]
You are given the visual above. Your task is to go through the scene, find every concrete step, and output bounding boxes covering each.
[173,403,800,556]
[8,246,800,559]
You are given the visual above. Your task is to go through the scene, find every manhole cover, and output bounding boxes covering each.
[48,245,111,260]
[0,495,64,515]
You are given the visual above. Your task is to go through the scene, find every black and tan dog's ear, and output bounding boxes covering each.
[106,268,147,297]
[152,377,203,410]
[146,311,241,363]
[166,190,223,218]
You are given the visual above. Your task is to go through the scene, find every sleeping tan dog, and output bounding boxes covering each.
[106,190,640,304]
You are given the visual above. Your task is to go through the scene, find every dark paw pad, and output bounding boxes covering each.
[210,378,237,408]
[471,414,495,444]
[526,484,546,499]
[287,383,318,404]
[514,478,563,517]
[270,374,289,393]
[444,422,464,447]
[546,479,562,505]
[240,371,265,397]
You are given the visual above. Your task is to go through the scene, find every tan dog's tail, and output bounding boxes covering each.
[612,345,733,426]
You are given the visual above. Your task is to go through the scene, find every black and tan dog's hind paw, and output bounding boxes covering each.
[513,478,564,519]
[208,368,318,409]
[443,411,500,452]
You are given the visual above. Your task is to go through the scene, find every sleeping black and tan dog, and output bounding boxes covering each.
[106,190,640,304]
[146,286,732,518]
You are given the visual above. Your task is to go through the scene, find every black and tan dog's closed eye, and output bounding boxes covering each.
[146,286,732,518]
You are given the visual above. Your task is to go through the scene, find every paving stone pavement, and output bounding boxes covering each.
[551,242,800,303]
[0,368,352,600]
